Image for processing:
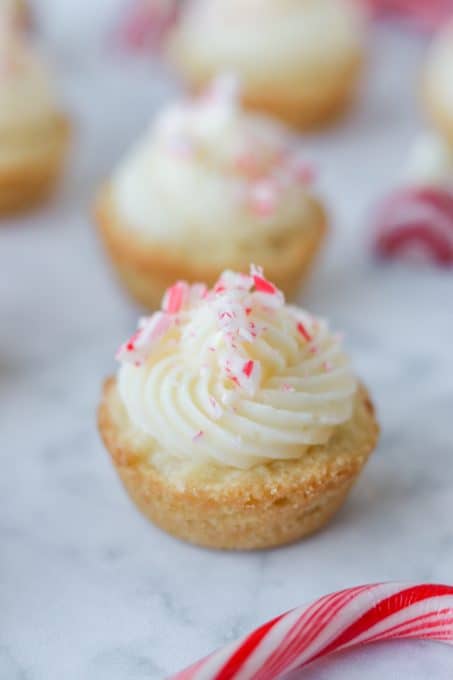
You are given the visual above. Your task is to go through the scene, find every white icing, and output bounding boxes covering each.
[112,76,317,251]
[117,269,357,470]
[171,0,366,76]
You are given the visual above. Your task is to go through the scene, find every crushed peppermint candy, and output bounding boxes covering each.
[192,430,204,442]
[297,321,312,342]
[208,396,223,420]
[281,383,296,393]
[152,76,316,219]
[116,265,330,402]
[248,180,278,218]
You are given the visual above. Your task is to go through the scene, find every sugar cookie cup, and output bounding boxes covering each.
[98,268,379,550]
[167,0,367,129]
[0,17,70,214]
[423,22,453,145]
[0,114,70,213]
[95,77,327,309]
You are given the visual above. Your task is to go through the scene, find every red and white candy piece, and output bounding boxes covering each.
[114,0,180,52]
[366,0,453,31]
[372,186,453,267]
[170,582,453,680]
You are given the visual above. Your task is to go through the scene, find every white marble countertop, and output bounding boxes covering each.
[2,4,453,678]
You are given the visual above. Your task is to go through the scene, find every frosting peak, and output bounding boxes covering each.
[112,76,317,246]
[153,74,311,181]
[0,12,59,130]
[117,267,357,469]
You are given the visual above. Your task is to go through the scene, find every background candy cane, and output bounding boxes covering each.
[366,0,453,31]
[170,583,453,680]
[114,0,453,53]
[372,187,453,267]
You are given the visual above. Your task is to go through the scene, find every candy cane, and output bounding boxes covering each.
[372,186,453,267]
[170,583,453,680]
[114,0,180,52]
[366,0,453,31]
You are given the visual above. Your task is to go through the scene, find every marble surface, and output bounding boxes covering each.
[2,5,453,679]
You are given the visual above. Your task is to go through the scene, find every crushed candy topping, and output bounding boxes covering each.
[116,266,320,403]
[297,321,312,343]
[154,75,316,218]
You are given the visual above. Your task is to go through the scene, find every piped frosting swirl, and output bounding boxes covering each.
[112,75,316,247]
[117,266,357,469]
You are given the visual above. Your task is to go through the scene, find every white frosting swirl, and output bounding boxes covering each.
[425,22,453,116]
[112,76,317,252]
[171,0,366,76]
[0,21,59,130]
[117,268,357,469]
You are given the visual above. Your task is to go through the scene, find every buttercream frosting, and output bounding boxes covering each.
[112,76,317,253]
[116,266,357,470]
[171,0,366,76]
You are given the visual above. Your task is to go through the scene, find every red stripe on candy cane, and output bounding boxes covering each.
[257,589,350,679]
[373,186,453,267]
[169,583,453,680]
[262,585,375,679]
[302,583,453,665]
[212,613,286,680]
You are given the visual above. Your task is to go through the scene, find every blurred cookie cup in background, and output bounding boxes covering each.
[423,20,453,146]
[166,0,367,129]
[94,76,327,310]
[0,9,70,214]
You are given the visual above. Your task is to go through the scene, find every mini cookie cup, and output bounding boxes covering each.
[0,113,71,215]
[98,377,379,550]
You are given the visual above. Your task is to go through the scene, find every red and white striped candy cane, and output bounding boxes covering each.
[372,186,453,267]
[170,583,453,680]
[366,0,453,31]
[114,0,181,52]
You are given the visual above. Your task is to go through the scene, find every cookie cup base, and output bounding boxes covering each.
[94,186,328,309]
[98,377,379,550]
[0,115,71,216]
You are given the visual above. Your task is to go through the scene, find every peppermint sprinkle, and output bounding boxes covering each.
[209,396,223,420]
[192,430,204,442]
[323,361,333,372]
[242,360,254,378]
[249,181,278,218]
[297,322,312,343]
[162,280,189,314]
[281,383,296,393]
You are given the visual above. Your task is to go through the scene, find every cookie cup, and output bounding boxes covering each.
[422,80,453,146]
[98,377,379,550]
[171,52,364,130]
[0,113,70,214]
[94,185,328,309]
